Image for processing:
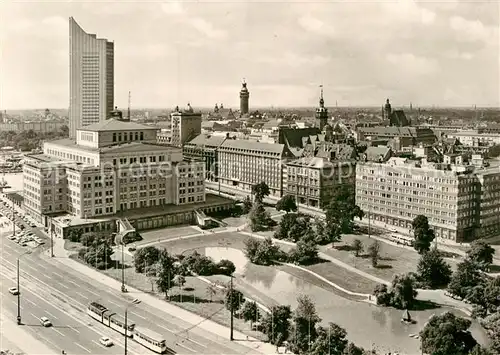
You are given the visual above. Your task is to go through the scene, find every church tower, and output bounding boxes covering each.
[315,85,328,130]
[239,79,250,116]
[384,98,392,120]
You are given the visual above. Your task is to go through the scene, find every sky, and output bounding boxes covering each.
[1,0,499,110]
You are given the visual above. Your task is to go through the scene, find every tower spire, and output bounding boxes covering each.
[319,85,324,108]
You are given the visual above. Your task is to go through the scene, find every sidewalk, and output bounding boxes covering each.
[47,237,282,355]
[0,309,57,355]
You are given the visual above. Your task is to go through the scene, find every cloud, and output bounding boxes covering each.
[298,14,335,36]
[187,18,226,39]
[161,2,184,15]
[386,53,438,75]
[445,50,474,60]
[383,0,436,25]
[449,16,496,43]
[258,52,330,68]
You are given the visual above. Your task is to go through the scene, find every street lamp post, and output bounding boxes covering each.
[17,250,32,325]
[229,275,234,341]
[121,235,126,293]
[124,299,141,355]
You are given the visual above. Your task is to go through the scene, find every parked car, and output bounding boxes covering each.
[99,337,113,347]
[39,316,52,327]
[8,287,19,295]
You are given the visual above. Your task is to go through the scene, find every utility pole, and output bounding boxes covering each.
[128,91,131,121]
[124,309,128,355]
[12,200,15,238]
[50,216,54,257]
[230,275,234,341]
[121,236,126,292]
[17,258,21,325]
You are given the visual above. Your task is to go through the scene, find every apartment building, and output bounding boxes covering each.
[447,130,500,147]
[286,157,355,209]
[218,139,294,197]
[356,157,500,242]
[182,134,226,181]
[23,119,207,229]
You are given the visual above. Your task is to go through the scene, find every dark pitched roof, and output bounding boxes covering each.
[278,127,322,149]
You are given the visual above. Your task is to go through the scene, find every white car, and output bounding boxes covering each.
[40,316,52,327]
[8,287,19,295]
[99,336,113,347]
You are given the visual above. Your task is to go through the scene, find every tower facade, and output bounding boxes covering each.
[239,80,250,116]
[315,86,328,130]
[170,104,202,147]
[384,98,392,120]
[69,17,114,138]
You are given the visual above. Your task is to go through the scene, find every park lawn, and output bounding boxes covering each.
[137,226,200,245]
[321,234,461,283]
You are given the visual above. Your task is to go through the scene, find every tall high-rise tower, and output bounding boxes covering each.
[384,98,392,120]
[315,85,328,130]
[239,79,250,116]
[69,17,114,138]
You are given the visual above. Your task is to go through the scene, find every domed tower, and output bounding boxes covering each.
[109,106,125,121]
[315,85,329,130]
[239,79,250,116]
[384,98,392,120]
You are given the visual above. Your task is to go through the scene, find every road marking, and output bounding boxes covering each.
[185,337,207,348]
[177,341,196,353]
[108,300,120,307]
[38,333,59,350]
[52,327,65,336]
[58,283,70,289]
[67,280,79,287]
[30,312,37,319]
[52,272,63,278]
[75,291,88,299]
[75,342,91,353]
[131,312,146,320]
[46,311,58,319]
[92,340,101,348]
[25,298,37,306]
[13,301,23,310]
[1,250,11,256]
[157,324,175,332]
[69,326,80,333]
[86,289,99,297]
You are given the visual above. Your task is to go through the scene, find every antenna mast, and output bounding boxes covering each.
[128,91,131,121]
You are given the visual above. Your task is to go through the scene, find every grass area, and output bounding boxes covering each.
[321,234,461,283]
[137,226,200,245]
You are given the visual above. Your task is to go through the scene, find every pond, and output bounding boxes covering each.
[205,246,490,354]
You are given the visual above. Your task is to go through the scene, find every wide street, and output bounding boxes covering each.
[0,231,270,355]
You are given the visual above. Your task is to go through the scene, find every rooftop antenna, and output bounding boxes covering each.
[128,91,131,121]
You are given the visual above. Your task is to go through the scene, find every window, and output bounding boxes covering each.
[118,133,122,142]
[140,132,144,140]
[135,132,138,140]
[129,132,133,141]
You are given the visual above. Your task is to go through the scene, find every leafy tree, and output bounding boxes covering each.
[351,239,363,257]
[420,312,478,355]
[416,249,452,289]
[276,194,297,214]
[373,284,392,306]
[261,305,291,349]
[156,250,176,298]
[290,295,321,354]
[206,283,218,302]
[244,237,283,266]
[134,246,160,273]
[308,323,348,355]
[225,287,244,314]
[343,342,366,355]
[84,238,113,269]
[274,213,311,242]
[249,200,271,232]
[447,259,483,299]
[468,345,493,355]
[466,240,495,270]
[489,317,500,355]
[216,259,236,276]
[368,240,381,267]
[68,228,83,242]
[145,263,159,292]
[191,255,217,276]
[390,273,418,309]
[323,185,364,247]
[483,276,500,313]
[173,274,186,288]
[288,232,318,265]
[242,195,253,214]
[241,301,260,326]
[313,218,329,245]
[252,181,270,202]
[80,233,96,247]
[412,215,435,254]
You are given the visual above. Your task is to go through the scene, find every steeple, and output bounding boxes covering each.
[315,85,328,130]
[239,78,250,116]
[319,85,325,108]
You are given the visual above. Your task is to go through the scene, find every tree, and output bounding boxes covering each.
[416,249,452,289]
[252,181,270,202]
[145,263,159,292]
[288,232,318,265]
[351,239,363,257]
[420,312,478,355]
[156,250,176,298]
[191,255,217,276]
[206,284,218,303]
[84,238,113,269]
[68,228,83,242]
[390,273,418,309]
[261,305,291,349]
[216,259,236,276]
[466,240,495,270]
[274,213,311,242]
[241,301,260,327]
[80,233,96,247]
[244,237,261,262]
[242,195,253,214]
[313,218,329,245]
[225,288,244,313]
[244,237,283,266]
[343,342,365,355]
[276,194,297,214]
[134,246,160,273]
[308,323,348,355]
[483,276,500,313]
[373,284,392,306]
[368,241,381,267]
[173,274,186,289]
[469,345,493,355]
[489,317,500,355]
[249,200,271,232]
[323,185,364,247]
[290,295,322,354]
[447,259,482,299]
[412,215,435,254]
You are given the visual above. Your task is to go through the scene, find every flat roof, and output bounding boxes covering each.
[46,139,181,154]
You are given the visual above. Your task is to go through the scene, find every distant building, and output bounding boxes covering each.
[239,80,250,116]
[183,134,227,181]
[315,87,329,130]
[383,99,410,127]
[0,121,67,134]
[170,104,202,147]
[357,127,435,148]
[69,17,114,138]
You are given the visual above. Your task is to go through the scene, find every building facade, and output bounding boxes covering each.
[170,105,202,147]
[69,17,114,138]
[218,139,294,197]
[182,134,227,181]
[355,157,500,242]
[23,119,206,227]
[286,157,355,209]
[0,121,67,133]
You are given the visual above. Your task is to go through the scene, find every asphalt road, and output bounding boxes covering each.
[0,234,265,354]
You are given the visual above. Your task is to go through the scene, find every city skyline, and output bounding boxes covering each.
[1,0,499,110]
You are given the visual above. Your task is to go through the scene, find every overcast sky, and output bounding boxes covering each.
[1,0,499,110]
